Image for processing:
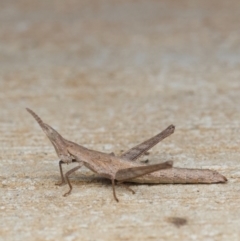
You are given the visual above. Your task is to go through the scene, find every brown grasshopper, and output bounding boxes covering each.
[26,108,173,201]
[26,108,227,202]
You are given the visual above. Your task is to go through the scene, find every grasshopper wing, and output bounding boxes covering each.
[120,125,175,161]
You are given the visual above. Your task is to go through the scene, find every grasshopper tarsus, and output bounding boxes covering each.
[117,182,135,194]
[126,186,135,195]
[55,181,66,186]
[63,191,71,197]
[121,185,135,194]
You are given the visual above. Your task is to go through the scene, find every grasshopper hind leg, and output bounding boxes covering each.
[111,180,135,202]
[117,181,135,194]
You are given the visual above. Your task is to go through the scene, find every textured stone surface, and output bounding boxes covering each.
[0,0,240,240]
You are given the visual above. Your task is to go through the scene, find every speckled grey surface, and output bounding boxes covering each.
[0,0,240,240]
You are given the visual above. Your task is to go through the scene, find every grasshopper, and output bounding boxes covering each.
[27,108,227,202]
[26,108,173,201]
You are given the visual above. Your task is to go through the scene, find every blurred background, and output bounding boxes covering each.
[1,0,239,120]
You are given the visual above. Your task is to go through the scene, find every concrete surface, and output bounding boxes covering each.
[0,0,240,240]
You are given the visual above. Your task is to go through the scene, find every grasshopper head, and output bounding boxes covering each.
[26,108,72,162]
[42,123,62,141]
